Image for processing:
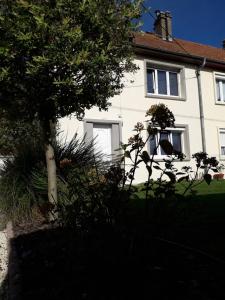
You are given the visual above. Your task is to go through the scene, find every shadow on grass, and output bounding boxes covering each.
[6,216,225,300]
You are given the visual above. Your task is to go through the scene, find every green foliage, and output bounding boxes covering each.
[0,112,42,155]
[146,103,175,129]
[0,134,106,222]
[0,0,143,123]
[119,104,222,222]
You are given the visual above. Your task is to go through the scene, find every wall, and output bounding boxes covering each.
[59,56,222,182]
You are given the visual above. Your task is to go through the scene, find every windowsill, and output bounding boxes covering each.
[145,94,186,101]
[215,101,225,106]
[152,156,190,162]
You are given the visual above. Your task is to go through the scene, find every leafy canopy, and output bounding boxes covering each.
[0,0,142,122]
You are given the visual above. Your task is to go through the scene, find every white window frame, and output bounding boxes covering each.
[149,127,186,160]
[214,72,225,104]
[145,60,185,100]
[218,128,225,159]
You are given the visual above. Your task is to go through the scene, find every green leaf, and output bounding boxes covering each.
[204,174,212,185]
[159,139,173,155]
[165,171,176,183]
[124,151,131,159]
[140,150,150,164]
[178,176,189,183]
[153,165,161,170]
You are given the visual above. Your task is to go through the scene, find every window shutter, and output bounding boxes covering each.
[84,122,93,143]
[111,123,120,156]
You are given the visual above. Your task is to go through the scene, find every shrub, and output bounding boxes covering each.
[0,134,106,223]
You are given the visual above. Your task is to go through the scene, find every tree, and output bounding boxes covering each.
[0,0,142,205]
[0,110,42,155]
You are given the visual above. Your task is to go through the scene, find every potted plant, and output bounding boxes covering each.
[213,164,225,180]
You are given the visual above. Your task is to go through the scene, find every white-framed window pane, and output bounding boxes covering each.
[172,132,182,152]
[150,135,157,155]
[147,69,154,93]
[169,72,178,96]
[159,131,169,155]
[158,70,167,95]
[221,147,225,155]
[216,80,221,101]
[93,124,112,160]
[222,81,225,101]
[219,131,225,155]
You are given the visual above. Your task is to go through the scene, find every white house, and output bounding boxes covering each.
[60,11,225,182]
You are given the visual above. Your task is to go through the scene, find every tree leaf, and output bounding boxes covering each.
[159,139,173,155]
[204,174,212,185]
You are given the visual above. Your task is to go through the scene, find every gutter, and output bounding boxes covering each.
[196,58,207,153]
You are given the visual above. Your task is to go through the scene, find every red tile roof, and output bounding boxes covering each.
[134,32,225,64]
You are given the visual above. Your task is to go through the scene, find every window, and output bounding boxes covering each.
[219,129,225,157]
[216,76,225,102]
[149,127,187,158]
[84,120,121,160]
[147,67,179,97]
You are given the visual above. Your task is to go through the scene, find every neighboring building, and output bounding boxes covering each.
[60,11,225,182]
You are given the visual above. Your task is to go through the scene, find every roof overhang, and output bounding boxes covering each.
[133,44,225,72]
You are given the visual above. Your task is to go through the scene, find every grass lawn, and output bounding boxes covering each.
[135,179,225,220]
[133,179,225,260]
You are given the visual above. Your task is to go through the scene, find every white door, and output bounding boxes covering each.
[93,124,112,160]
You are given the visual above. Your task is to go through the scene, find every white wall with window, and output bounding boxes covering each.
[59,57,207,182]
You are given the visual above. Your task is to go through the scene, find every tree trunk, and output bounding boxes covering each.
[44,120,57,206]
[45,142,57,205]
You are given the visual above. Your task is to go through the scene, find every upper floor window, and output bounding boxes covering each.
[145,60,185,99]
[216,77,225,102]
[147,68,179,97]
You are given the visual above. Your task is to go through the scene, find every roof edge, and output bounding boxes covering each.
[133,44,225,71]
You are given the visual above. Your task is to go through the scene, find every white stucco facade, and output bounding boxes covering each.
[59,55,225,183]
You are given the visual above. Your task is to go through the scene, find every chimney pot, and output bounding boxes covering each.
[154,10,172,41]
[223,40,225,49]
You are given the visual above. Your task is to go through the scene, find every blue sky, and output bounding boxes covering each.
[141,0,225,48]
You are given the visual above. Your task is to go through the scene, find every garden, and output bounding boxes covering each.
[1,104,225,300]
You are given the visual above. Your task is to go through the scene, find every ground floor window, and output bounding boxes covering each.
[149,126,189,159]
[219,128,225,156]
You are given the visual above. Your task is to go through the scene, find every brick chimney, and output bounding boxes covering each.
[154,10,172,41]
[223,40,225,49]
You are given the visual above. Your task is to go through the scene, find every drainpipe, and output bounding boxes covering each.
[196,57,206,153]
